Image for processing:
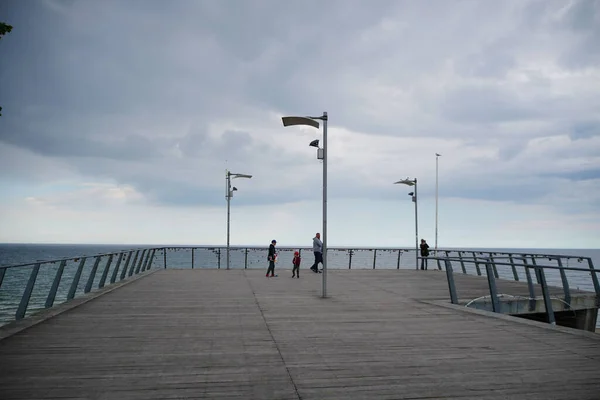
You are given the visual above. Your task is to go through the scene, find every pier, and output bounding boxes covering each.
[1,264,600,399]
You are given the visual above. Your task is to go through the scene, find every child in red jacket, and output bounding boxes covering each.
[292,251,301,278]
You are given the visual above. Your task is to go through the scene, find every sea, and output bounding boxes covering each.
[1,243,599,327]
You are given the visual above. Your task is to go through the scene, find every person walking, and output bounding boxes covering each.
[292,251,301,278]
[310,233,323,273]
[266,239,277,277]
[420,239,430,270]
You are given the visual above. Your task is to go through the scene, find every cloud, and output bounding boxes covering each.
[0,0,599,246]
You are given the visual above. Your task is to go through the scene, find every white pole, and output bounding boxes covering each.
[415,178,419,270]
[322,111,328,298]
[435,154,439,256]
[226,171,231,270]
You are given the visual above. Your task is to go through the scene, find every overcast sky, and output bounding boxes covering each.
[0,0,599,249]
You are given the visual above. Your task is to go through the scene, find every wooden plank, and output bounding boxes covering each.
[0,269,599,399]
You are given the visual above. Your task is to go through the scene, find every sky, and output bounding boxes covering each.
[0,0,599,249]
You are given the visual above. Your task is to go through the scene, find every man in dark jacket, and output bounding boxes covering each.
[266,239,277,277]
[420,239,430,270]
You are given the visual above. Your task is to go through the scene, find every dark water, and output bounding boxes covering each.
[1,244,598,327]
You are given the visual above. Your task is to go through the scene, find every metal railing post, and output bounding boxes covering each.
[485,260,500,313]
[128,250,140,277]
[68,258,87,300]
[348,250,353,270]
[373,249,377,269]
[135,249,147,274]
[586,258,600,296]
[84,256,103,294]
[458,251,467,274]
[397,250,401,269]
[16,263,41,320]
[522,257,536,312]
[445,260,458,304]
[0,268,5,290]
[440,251,449,270]
[555,258,571,307]
[145,249,154,271]
[98,254,114,288]
[218,249,221,269]
[531,256,542,284]
[46,260,66,308]
[147,249,157,271]
[472,252,482,275]
[191,248,195,269]
[245,248,249,269]
[508,254,519,281]
[490,254,499,279]
[110,253,125,283]
[120,251,133,281]
[536,266,556,325]
[163,247,167,268]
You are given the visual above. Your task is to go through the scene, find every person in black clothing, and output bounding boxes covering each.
[266,239,277,277]
[420,239,430,270]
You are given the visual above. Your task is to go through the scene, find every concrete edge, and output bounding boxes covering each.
[422,299,600,340]
[0,268,162,341]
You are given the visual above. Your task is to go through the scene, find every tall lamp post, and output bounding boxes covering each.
[394,178,418,270]
[282,112,328,298]
[226,170,252,270]
[435,153,441,256]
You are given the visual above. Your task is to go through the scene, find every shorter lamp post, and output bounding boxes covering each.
[226,170,252,270]
[394,178,418,270]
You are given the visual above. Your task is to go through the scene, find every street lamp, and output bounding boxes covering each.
[435,153,441,257]
[282,112,328,298]
[226,170,252,270]
[394,178,418,270]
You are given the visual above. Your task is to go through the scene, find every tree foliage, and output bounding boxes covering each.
[0,22,12,116]
[0,22,12,38]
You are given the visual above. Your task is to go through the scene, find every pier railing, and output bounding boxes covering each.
[0,248,159,324]
[1,246,598,327]
[430,251,600,327]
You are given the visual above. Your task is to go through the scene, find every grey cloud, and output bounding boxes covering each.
[454,38,517,79]
[439,85,537,124]
[0,115,161,160]
[1,0,599,217]
[570,120,600,140]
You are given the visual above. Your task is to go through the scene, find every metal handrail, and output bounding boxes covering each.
[0,248,160,324]
[1,246,597,328]
[430,253,599,328]
[0,247,161,269]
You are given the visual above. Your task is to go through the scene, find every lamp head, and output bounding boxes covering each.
[231,173,252,179]
[394,178,416,186]
[282,116,320,129]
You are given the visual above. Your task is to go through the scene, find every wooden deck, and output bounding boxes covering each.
[1,269,599,399]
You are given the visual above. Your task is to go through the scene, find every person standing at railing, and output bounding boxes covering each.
[420,239,430,270]
[266,239,277,277]
[310,233,323,273]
